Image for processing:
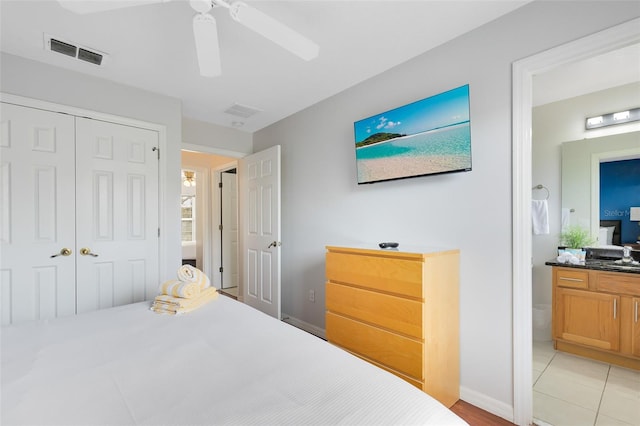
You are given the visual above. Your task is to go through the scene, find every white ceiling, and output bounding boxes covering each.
[533,42,640,107]
[2,1,637,133]
[1,0,533,132]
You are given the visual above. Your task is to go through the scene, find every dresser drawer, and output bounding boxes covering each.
[326,312,423,380]
[555,268,589,289]
[326,251,423,298]
[326,282,423,339]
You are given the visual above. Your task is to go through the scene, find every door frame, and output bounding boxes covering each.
[0,92,169,292]
[181,143,244,292]
[216,163,240,291]
[511,18,640,425]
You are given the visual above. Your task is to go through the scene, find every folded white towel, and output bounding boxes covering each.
[532,200,549,235]
[177,265,210,290]
[557,252,581,265]
[158,279,200,299]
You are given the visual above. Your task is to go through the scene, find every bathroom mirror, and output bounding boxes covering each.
[561,131,640,246]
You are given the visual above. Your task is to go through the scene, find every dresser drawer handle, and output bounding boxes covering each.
[559,277,584,282]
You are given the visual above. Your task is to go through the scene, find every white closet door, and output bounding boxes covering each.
[75,118,159,314]
[0,103,77,325]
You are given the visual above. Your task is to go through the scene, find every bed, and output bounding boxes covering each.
[1,295,467,425]
[600,219,621,246]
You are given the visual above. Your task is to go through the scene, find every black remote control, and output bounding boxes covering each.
[379,242,399,249]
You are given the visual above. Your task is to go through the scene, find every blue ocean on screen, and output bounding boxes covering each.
[356,122,471,161]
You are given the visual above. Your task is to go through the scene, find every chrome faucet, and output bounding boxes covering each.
[622,246,633,263]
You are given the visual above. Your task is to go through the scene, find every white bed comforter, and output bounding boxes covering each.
[1,296,467,425]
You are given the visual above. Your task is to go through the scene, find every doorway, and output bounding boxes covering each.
[512,18,640,425]
[181,150,238,290]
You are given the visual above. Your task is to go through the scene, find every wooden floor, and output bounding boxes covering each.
[450,400,515,426]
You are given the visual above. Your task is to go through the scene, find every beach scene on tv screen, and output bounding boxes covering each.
[354,85,471,184]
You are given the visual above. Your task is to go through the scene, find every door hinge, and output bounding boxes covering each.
[219,182,223,188]
[219,267,223,273]
[219,224,223,231]
[157,228,160,237]
[152,146,159,159]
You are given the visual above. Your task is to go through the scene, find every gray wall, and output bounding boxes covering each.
[0,52,183,281]
[182,117,253,156]
[253,1,640,414]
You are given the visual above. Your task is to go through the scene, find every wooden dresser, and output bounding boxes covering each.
[325,245,460,407]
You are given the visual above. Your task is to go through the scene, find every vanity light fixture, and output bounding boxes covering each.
[585,107,640,130]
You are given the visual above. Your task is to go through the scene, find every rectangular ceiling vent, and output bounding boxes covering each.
[44,34,108,66]
[224,103,262,119]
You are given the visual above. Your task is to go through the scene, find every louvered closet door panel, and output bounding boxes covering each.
[0,103,76,325]
[75,118,159,314]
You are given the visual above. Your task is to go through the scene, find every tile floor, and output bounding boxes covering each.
[533,340,640,426]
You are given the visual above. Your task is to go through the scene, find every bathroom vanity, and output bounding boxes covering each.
[546,256,640,370]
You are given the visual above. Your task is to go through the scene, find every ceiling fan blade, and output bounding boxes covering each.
[229,1,319,61]
[57,0,170,14]
[193,14,222,77]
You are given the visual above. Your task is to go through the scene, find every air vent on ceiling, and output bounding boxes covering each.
[224,103,262,119]
[44,34,108,66]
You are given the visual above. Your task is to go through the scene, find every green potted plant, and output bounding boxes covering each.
[559,225,595,261]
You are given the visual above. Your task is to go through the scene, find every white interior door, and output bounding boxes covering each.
[0,103,77,325]
[75,118,159,314]
[239,145,281,319]
[221,168,238,289]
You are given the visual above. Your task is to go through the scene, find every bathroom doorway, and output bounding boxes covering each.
[512,19,640,425]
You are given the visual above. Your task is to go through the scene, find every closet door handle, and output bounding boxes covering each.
[80,247,99,257]
[51,248,72,258]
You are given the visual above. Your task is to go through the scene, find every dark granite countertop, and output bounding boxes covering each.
[545,259,640,274]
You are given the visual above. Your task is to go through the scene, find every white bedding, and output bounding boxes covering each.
[1,296,467,425]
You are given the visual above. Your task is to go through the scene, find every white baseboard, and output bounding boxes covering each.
[459,386,514,423]
[281,314,326,340]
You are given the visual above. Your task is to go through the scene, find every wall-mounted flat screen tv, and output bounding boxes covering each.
[353,84,472,184]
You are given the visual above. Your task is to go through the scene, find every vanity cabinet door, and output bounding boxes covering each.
[554,287,620,352]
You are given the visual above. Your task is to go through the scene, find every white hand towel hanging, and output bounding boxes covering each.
[532,200,549,235]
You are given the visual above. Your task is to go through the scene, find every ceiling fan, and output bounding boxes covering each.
[57,0,320,77]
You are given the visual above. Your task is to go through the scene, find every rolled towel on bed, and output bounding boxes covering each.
[176,265,211,290]
[151,287,218,315]
[158,279,200,299]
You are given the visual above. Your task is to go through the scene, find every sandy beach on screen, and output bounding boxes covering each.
[358,154,471,182]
